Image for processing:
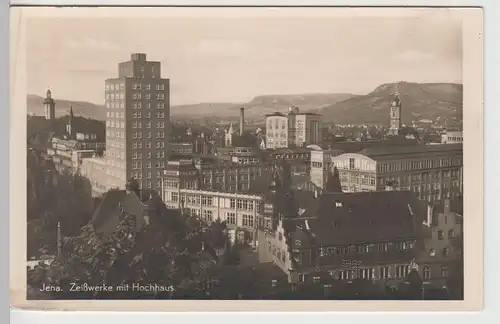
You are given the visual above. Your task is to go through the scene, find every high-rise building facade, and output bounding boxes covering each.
[265,112,289,149]
[293,112,322,147]
[265,107,322,149]
[104,53,170,193]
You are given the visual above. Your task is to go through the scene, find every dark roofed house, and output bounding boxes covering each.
[259,190,431,290]
[90,178,169,235]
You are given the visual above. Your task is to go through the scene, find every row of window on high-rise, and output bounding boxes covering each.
[132,151,166,159]
[131,121,165,128]
[131,140,165,149]
[105,101,166,109]
[105,83,165,91]
[131,131,165,139]
[131,111,165,118]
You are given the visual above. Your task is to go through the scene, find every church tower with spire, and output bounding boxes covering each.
[43,89,56,120]
[225,123,234,147]
[388,84,402,136]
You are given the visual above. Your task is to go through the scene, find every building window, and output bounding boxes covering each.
[441,266,449,278]
[349,158,355,170]
[380,266,390,279]
[437,230,444,240]
[202,210,213,222]
[201,196,213,206]
[230,199,236,209]
[171,192,178,202]
[442,247,450,257]
[423,266,431,280]
[226,212,236,225]
[396,265,410,278]
[448,229,455,238]
[360,268,374,280]
[242,214,254,228]
[298,274,305,283]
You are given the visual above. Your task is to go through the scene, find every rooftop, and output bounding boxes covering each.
[357,143,463,160]
[289,191,427,247]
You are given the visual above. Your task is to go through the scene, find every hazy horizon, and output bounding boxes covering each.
[27,12,462,106]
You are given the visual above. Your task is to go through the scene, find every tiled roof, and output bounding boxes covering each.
[290,191,426,247]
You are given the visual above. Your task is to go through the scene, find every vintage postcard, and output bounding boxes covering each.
[10,7,483,311]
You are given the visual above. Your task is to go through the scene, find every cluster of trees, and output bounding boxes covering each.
[27,199,241,299]
[27,151,98,259]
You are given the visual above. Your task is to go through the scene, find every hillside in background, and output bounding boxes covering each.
[232,93,356,119]
[320,82,463,124]
[27,93,355,121]
[27,82,462,124]
[169,102,242,118]
[27,95,106,120]
[167,93,356,119]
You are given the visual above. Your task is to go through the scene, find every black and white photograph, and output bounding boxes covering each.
[10,6,483,308]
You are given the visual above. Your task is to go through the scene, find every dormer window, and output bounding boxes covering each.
[295,239,302,247]
[429,249,436,257]
[335,202,343,208]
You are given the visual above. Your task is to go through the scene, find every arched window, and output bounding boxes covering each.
[423,266,431,280]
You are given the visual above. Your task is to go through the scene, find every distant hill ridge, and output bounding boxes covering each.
[320,81,462,124]
[27,81,462,123]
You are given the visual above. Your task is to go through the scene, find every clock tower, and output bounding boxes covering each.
[388,85,402,136]
[43,89,56,120]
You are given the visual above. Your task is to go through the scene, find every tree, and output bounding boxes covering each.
[27,209,213,299]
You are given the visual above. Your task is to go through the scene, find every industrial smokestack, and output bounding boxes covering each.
[240,107,244,136]
[57,222,62,259]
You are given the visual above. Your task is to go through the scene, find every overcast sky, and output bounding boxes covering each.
[27,13,462,105]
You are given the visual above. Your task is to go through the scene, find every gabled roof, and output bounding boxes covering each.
[90,189,164,235]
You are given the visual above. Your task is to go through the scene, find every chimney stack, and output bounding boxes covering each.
[57,222,62,259]
[240,108,245,136]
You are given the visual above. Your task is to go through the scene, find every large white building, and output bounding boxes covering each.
[162,187,264,247]
[265,106,322,149]
[265,112,289,149]
[441,131,463,144]
[310,144,463,203]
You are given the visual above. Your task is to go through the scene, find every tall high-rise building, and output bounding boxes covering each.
[104,53,170,193]
[43,89,56,120]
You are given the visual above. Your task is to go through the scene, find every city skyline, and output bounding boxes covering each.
[27,12,462,106]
